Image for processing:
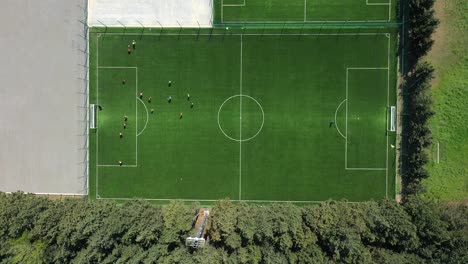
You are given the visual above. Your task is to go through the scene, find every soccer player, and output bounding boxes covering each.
[132,40,136,49]
[151,108,154,114]
[122,79,126,85]
[127,45,131,54]
[187,93,190,101]
[168,80,172,87]
[179,112,183,119]
[123,115,128,121]
[119,160,123,166]
[139,92,143,99]
[191,102,194,108]
[98,105,103,111]
[148,96,152,103]
[123,123,127,129]
[168,96,172,103]
[329,121,335,128]
[119,132,123,138]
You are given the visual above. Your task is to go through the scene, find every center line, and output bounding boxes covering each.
[239,35,243,200]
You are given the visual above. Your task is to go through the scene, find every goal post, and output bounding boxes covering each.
[89,104,97,129]
[388,106,396,132]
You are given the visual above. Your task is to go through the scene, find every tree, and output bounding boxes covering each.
[408,0,439,64]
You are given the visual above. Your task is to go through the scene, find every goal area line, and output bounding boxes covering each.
[221,0,392,23]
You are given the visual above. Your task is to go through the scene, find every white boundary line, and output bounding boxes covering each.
[334,99,347,139]
[386,34,390,197]
[347,168,386,170]
[28,192,87,196]
[221,0,391,23]
[98,164,137,167]
[366,0,391,5]
[239,34,243,200]
[99,33,390,36]
[94,32,394,201]
[95,35,139,198]
[136,97,149,137]
[222,0,245,7]
[97,196,365,203]
[96,35,99,198]
[304,0,307,22]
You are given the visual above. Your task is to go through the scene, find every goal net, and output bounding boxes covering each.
[388,106,396,132]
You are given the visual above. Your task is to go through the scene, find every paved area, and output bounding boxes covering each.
[88,0,213,27]
[0,0,87,194]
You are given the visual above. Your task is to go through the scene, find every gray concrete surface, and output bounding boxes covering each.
[0,0,88,194]
[88,0,213,27]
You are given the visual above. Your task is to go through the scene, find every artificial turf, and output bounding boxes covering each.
[214,0,396,23]
[88,28,397,202]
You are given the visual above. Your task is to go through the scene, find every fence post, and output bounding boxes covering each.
[117,20,126,34]
[137,20,145,38]
[177,20,182,39]
[97,20,107,33]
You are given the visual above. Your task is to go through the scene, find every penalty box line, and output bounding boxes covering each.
[95,35,138,198]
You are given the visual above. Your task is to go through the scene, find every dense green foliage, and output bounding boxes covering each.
[401,0,440,197]
[424,0,468,200]
[402,62,435,195]
[0,193,466,263]
[408,0,439,66]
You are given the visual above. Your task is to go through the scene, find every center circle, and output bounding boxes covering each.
[217,94,264,142]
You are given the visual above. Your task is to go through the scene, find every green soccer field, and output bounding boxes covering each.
[213,0,396,23]
[88,28,397,202]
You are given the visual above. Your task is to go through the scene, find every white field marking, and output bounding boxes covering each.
[364,0,392,22]
[96,35,99,198]
[304,0,307,22]
[30,192,86,196]
[239,34,243,200]
[96,67,138,167]
[95,39,138,199]
[222,0,245,6]
[97,196,367,203]
[221,0,391,23]
[93,32,394,201]
[226,20,391,23]
[386,34,390,197]
[366,0,391,5]
[86,25,90,196]
[99,33,391,36]
[345,69,348,168]
[221,0,246,23]
[345,67,390,171]
[136,68,138,166]
[217,94,265,142]
[347,168,386,170]
[136,97,149,137]
[98,165,138,167]
[334,99,347,139]
[98,66,137,69]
